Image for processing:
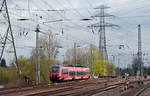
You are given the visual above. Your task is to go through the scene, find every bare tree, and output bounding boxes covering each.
[30,30,59,60]
[39,31,59,60]
[65,47,86,66]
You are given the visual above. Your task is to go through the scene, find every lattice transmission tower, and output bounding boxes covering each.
[0,0,20,76]
[88,5,118,76]
[89,5,118,61]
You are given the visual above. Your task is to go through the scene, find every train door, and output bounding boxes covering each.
[62,69,69,80]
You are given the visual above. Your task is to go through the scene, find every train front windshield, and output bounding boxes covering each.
[51,67,59,73]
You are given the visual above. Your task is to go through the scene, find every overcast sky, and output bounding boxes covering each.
[1,0,150,67]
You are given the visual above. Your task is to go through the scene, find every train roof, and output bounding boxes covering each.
[53,64,88,68]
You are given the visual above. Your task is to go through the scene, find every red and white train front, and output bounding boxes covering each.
[49,64,91,82]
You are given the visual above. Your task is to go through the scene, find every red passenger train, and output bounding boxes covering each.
[49,64,91,82]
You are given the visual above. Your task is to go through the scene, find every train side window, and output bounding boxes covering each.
[82,71,86,75]
[79,71,81,75]
[83,71,85,75]
[85,70,89,74]
[79,71,82,75]
[69,71,75,76]
[81,71,83,75]
[62,69,68,74]
[77,71,88,75]
[77,71,80,76]
[69,71,72,76]
[73,71,75,75]
[77,71,87,75]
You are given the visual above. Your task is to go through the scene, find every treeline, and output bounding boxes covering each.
[0,31,59,85]
[0,67,17,85]
[0,56,58,85]
[64,44,116,76]
[116,66,150,76]
[116,56,149,76]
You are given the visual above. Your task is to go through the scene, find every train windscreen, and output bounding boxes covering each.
[51,67,59,73]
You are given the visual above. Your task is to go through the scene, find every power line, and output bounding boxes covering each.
[3,0,98,51]
[8,10,95,45]
[64,0,96,25]
[27,0,89,33]
[11,16,95,50]
[65,0,86,18]
[118,2,150,17]
[83,0,93,16]
[86,0,94,9]
[41,0,88,29]
[117,15,150,18]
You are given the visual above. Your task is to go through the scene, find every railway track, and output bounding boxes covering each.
[0,79,104,95]
[134,84,150,96]
[24,82,120,96]
[1,77,149,96]
[54,83,120,96]
[0,78,117,96]
[22,78,150,96]
[22,78,127,96]
[0,84,49,95]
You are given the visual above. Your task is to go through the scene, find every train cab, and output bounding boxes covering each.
[49,65,60,82]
